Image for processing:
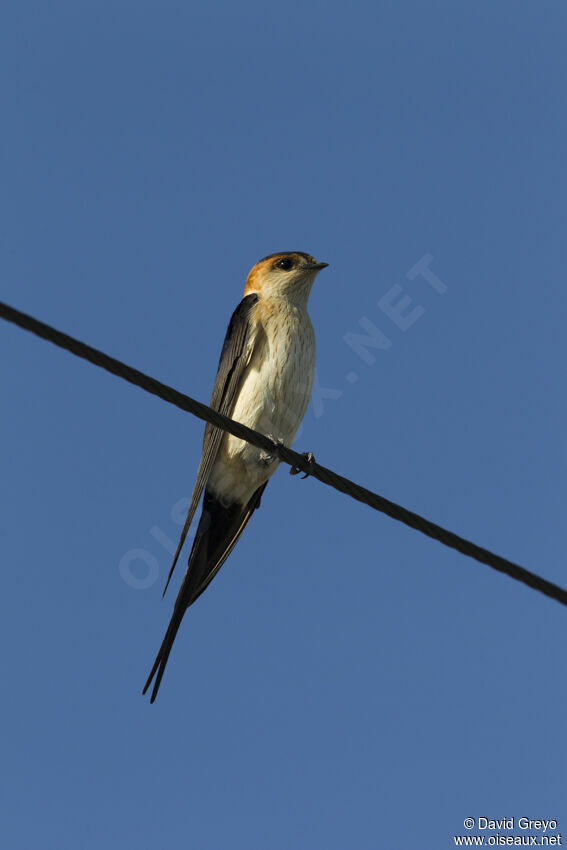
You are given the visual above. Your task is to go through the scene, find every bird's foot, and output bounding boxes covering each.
[289,451,316,479]
[259,435,284,466]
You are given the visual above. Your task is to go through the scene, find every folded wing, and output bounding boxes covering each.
[162,292,260,596]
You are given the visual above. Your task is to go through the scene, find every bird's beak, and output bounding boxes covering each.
[308,261,329,271]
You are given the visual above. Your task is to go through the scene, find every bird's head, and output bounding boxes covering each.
[244,252,328,303]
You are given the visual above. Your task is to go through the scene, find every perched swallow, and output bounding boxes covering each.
[143,251,328,701]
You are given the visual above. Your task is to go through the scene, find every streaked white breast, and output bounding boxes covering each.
[208,297,315,502]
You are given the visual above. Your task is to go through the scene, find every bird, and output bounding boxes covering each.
[143,251,328,702]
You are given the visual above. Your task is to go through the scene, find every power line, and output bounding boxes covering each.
[2,298,565,608]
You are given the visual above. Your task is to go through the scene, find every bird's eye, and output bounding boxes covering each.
[276,258,294,271]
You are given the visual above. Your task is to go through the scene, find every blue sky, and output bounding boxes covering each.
[1,2,566,848]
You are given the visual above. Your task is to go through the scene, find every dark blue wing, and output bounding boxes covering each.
[162,293,259,595]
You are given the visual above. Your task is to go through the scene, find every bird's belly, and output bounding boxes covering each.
[208,310,315,503]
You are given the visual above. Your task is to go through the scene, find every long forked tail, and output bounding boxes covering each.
[142,484,267,703]
[142,606,186,703]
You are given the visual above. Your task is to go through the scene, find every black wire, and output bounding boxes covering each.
[2,299,566,608]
